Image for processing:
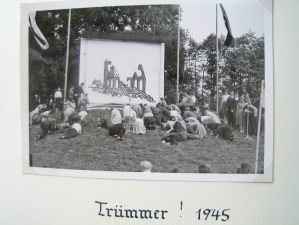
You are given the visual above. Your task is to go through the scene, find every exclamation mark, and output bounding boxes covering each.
[180,201,183,217]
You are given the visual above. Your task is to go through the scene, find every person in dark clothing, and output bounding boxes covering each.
[100,117,126,140]
[253,98,265,136]
[37,119,56,140]
[226,91,234,126]
[213,125,234,141]
[68,86,75,100]
[144,116,156,130]
[74,83,85,109]
[233,94,239,128]
[243,98,258,136]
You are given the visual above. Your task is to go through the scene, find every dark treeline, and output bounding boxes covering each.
[29,5,264,111]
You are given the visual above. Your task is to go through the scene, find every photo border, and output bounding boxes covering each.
[21,0,273,182]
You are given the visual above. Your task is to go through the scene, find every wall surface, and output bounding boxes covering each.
[79,38,164,106]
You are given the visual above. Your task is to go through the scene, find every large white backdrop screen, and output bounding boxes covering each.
[79,38,164,106]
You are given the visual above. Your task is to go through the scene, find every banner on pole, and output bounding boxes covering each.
[219,4,236,47]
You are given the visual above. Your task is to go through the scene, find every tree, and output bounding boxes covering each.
[29,5,181,109]
[221,31,264,98]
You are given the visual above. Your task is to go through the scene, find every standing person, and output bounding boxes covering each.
[68,86,75,102]
[233,93,239,128]
[220,90,230,124]
[74,83,85,109]
[226,91,234,126]
[243,98,258,136]
[253,97,265,136]
[54,87,62,113]
[236,96,247,133]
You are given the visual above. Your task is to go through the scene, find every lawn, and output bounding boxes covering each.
[29,109,264,174]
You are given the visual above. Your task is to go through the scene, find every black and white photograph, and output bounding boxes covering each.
[21,0,273,182]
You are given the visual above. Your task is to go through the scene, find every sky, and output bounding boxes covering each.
[180,2,265,43]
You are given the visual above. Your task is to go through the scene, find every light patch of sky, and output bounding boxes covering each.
[180,2,264,43]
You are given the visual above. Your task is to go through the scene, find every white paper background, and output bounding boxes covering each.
[1,0,299,224]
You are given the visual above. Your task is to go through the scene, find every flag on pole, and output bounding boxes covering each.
[29,11,49,50]
[260,80,265,108]
[219,4,236,47]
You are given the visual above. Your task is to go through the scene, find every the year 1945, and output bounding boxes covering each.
[196,209,230,221]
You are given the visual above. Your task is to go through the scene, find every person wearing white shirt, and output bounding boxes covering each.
[54,87,63,113]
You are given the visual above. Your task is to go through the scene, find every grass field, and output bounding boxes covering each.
[29,109,264,174]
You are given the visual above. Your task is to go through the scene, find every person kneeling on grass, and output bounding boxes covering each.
[100,117,126,140]
[36,118,57,140]
[60,123,82,139]
[161,131,201,145]
[213,125,234,141]
[185,117,206,138]
[110,107,123,125]
[133,118,146,135]
[201,109,221,125]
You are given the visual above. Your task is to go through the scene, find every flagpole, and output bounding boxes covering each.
[254,80,264,174]
[216,4,219,113]
[176,5,180,103]
[64,9,72,103]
